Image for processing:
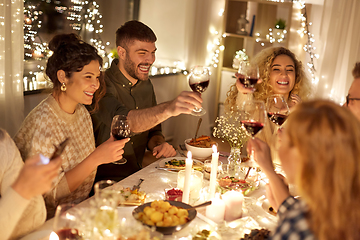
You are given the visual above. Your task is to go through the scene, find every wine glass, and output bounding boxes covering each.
[237,61,260,89]
[266,94,290,127]
[188,66,210,116]
[241,100,266,166]
[52,203,82,240]
[110,115,131,164]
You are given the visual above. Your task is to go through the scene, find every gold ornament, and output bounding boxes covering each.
[60,82,66,92]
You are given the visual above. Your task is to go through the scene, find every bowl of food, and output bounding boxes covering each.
[132,200,197,235]
[184,136,218,159]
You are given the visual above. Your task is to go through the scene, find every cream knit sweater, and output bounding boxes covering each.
[14,95,96,219]
[0,129,46,240]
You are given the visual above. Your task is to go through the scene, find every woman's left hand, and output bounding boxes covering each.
[288,93,302,110]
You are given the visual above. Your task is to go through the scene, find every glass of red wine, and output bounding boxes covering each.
[241,100,266,166]
[237,61,260,89]
[52,203,82,240]
[188,66,210,116]
[110,115,131,164]
[266,94,290,127]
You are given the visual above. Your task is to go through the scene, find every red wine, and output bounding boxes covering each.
[239,77,258,88]
[267,112,287,126]
[241,120,264,137]
[111,127,130,140]
[190,80,209,93]
[55,228,82,240]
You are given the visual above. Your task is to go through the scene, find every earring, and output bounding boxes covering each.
[60,82,66,92]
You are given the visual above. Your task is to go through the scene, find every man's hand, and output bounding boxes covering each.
[167,91,203,116]
[153,142,176,158]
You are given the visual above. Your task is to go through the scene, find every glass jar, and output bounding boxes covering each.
[227,147,242,178]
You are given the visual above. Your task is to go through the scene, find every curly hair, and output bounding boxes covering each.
[352,62,360,78]
[286,100,360,240]
[45,33,105,112]
[224,47,311,112]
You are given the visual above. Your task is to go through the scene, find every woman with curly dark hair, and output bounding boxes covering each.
[14,33,128,219]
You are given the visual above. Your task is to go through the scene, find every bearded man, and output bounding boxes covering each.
[90,20,202,182]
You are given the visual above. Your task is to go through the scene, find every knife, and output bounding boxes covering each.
[131,178,144,191]
[156,167,181,172]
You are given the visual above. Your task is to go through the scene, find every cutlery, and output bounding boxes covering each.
[156,167,180,172]
[131,178,144,191]
[194,118,202,141]
[185,201,212,210]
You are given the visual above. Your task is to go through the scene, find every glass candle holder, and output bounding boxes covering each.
[177,170,203,203]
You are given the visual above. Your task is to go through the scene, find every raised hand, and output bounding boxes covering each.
[93,136,129,165]
[168,91,203,116]
[235,72,262,94]
[288,93,302,110]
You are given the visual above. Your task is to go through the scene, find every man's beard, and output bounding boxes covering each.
[123,53,150,81]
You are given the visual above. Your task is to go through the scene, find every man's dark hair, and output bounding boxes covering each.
[352,62,360,79]
[115,20,157,49]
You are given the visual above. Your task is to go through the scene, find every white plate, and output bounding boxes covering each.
[158,157,203,169]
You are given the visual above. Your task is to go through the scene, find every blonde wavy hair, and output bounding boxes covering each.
[286,100,360,240]
[224,47,311,112]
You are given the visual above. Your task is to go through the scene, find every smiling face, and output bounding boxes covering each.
[269,54,296,99]
[57,60,100,113]
[118,40,156,83]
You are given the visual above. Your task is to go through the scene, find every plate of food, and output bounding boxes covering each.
[118,187,147,206]
[159,157,203,171]
[261,198,277,216]
[217,176,259,196]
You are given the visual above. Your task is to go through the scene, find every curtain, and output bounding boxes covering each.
[314,0,360,103]
[0,0,24,137]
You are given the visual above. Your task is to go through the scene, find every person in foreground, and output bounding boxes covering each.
[0,129,61,239]
[248,100,360,240]
[345,61,360,121]
[91,20,202,182]
[14,33,128,219]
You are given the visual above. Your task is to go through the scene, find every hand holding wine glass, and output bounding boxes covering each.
[188,66,210,116]
[111,115,131,164]
[266,94,290,127]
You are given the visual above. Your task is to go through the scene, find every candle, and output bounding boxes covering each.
[205,196,225,223]
[222,190,244,222]
[182,151,193,204]
[209,145,219,199]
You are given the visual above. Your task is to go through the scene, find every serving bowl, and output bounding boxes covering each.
[184,138,218,159]
[132,200,197,235]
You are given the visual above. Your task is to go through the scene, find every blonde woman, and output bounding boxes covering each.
[248,100,360,240]
[225,47,312,159]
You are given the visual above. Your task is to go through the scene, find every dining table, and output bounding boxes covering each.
[20,144,279,240]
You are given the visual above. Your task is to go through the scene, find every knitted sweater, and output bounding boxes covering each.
[14,95,96,219]
[0,129,46,240]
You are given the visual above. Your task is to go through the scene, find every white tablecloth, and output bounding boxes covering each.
[21,159,278,240]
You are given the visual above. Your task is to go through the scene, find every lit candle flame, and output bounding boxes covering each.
[212,144,217,154]
[187,150,192,160]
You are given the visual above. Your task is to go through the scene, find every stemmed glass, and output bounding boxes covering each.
[266,94,290,127]
[188,66,210,116]
[237,62,260,89]
[52,203,82,240]
[240,100,266,165]
[111,115,131,164]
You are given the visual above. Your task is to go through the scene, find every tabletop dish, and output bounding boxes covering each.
[132,200,197,235]
[261,198,277,216]
[158,157,203,171]
[184,138,218,159]
[118,186,147,206]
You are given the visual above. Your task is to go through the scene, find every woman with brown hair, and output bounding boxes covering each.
[14,33,128,218]
[248,100,360,240]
